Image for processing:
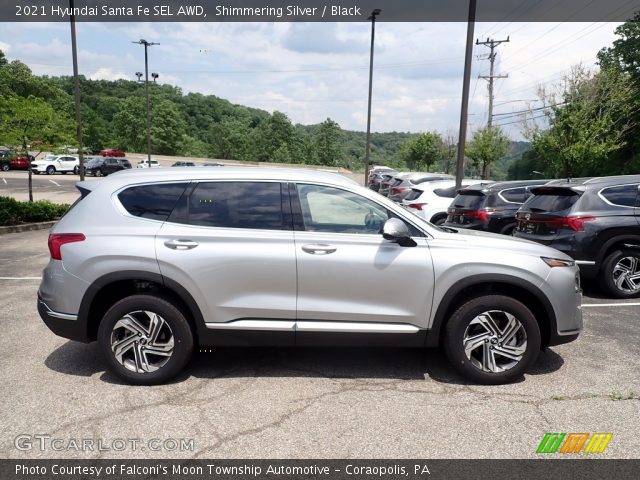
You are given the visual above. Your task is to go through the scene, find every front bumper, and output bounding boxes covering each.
[37,294,89,342]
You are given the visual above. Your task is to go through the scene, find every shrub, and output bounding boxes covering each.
[0,196,69,226]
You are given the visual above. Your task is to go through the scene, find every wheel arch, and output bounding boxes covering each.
[426,274,556,348]
[596,234,640,267]
[78,271,205,342]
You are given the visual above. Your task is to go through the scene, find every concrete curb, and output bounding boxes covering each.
[0,221,56,235]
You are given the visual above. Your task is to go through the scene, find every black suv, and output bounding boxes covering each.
[514,175,640,298]
[444,180,550,235]
[85,157,131,177]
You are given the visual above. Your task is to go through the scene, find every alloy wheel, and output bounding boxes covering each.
[462,310,527,373]
[110,310,174,373]
[612,256,640,294]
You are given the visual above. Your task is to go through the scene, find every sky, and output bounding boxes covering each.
[0,21,625,140]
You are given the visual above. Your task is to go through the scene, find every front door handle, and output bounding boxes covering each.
[301,244,337,255]
[164,239,199,250]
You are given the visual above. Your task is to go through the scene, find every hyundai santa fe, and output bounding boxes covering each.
[38,168,582,385]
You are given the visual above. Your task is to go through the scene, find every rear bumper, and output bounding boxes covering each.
[37,295,89,342]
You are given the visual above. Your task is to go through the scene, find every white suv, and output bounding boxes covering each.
[31,155,79,175]
[403,180,491,224]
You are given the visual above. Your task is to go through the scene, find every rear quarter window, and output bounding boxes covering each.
[433,186,458,198]
[599,184,639,207]
[499,187,526,204]
[118,183,188,221]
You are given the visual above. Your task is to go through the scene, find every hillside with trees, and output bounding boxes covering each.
[1,48,530,178]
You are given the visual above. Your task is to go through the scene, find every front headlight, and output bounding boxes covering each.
[541,257,575,267]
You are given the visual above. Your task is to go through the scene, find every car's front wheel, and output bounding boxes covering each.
[98,295,194,385]
[45,166,55,175]
[1,163,9,172]
[95,168,103,177]
[73,166,79,174]
[600,249,640,298]
[444,295,541,384]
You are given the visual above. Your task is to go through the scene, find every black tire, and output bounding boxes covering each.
[95,168,103,177]
[431,215,447,226]
[600,249,640,298]
[73,166,79,174]
[443,295,541,385]
[46,166,55,175]
[500,224,516,236]
[97,295,194,385]
[1,163,9,172]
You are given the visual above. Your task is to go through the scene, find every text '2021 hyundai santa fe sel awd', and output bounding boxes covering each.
[38,168,582,385]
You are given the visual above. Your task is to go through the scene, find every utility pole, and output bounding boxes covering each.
[364,8,381,186]
[455,0,476,189]
[69,0,85,180]
[477,36,509,178]
[133,39,159,167]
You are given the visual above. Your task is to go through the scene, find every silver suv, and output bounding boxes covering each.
[38,168,582,385]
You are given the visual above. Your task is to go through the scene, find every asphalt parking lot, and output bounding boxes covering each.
[0,229,638,459]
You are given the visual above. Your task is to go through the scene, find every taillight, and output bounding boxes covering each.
[48,233,85,260]
[565,216,596,232]
[465,208,496,222]
[407,203,427,210]
[527,215,596,232]
[391,187,407,194]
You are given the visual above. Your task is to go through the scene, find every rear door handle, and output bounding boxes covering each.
[164,239,199,250]
[301,244,337,255]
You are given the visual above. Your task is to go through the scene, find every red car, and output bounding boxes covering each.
[1,154,33,171]
[99,149,126,157]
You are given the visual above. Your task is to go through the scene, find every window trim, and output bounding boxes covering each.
[597,183,640,209]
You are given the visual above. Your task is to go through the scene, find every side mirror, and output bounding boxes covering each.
[382,218,416,247]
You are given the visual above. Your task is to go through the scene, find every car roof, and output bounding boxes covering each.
[460,179,551,193]
[84,167,360,190]
[537,175,640,190]
[412,178,488,192]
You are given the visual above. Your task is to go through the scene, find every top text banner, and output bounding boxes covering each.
[3,0,640,22]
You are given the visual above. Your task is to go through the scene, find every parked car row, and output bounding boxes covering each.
[371,168,640,298]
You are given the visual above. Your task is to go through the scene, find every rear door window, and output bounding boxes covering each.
[172,182,284,230]
[118,183,189,221]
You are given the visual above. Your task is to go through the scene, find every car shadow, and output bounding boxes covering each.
[45,341,565,386]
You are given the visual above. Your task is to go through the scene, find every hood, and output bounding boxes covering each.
[434,226,574,261]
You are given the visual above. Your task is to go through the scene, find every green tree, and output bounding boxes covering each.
[465,127,509,179]
[400,132,442,170]
[0,50,7,67]
[314,118,344,167]
[208,118,253,160]
[0,95,74,201]
[529,67,636,177]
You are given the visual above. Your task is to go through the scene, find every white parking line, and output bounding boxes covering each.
[582,302,640,308]
[0,277,41,280]
[49,179,60,186]
[2,178,6,184]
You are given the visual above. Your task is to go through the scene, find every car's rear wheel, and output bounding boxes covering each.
[443,295,541,384]
[1,163,9,172]
[45,166,55,175]
[431,214,447,226]
[73,166,79,174]
[500,223,516,236]
[98,295,194,385]
[600,249,640,298]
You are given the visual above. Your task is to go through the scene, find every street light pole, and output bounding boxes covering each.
[364,8,381,186]
[455,0,477,189]
[133,39,159,167]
